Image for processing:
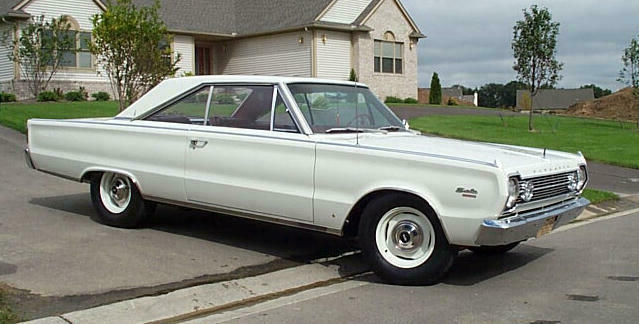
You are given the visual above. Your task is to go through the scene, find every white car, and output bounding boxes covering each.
[25,76,589,284]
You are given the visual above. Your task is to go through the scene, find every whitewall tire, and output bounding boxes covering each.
[90,172,155,228]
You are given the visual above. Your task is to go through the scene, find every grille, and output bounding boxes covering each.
[517,171,577,203]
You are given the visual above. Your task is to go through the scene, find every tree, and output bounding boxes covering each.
[429,72,442,104]
[349,68,358,82]
[580,84,612,99]
[91,0,181,111]
[502,81,527,107]
[512,5,563,131]
[618,34,639,128]
[2,15,74,98]
[478,83,504,108]
[451,84,476,95]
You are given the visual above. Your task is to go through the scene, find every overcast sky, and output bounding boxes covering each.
[401,0,639,91]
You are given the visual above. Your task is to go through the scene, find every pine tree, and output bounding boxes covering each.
[429,72,442,104]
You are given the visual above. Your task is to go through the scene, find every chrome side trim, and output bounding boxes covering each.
[24,148,36,170]
[476,197,589,246]
[143,195,342,236]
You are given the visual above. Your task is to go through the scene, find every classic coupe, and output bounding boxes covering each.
[25,76,589,284]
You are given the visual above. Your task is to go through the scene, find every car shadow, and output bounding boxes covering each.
[442,245,553,286]
[29,193,551,286]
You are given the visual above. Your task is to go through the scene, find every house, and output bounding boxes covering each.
[516,89,595,110]
[0,0,425,100]
[418,87,478,106]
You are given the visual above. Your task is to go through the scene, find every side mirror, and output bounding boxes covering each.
[402,119,409,130]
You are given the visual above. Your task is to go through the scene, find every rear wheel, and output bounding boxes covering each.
[469,242,520,255]
[90,172,155,228]
[358,193,457,285]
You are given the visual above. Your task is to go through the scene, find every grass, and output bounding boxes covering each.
[388,103,489,110]
[0,101,120,133]
[410,115,639,169]
[0,289,17,324]
[582,189,620,204]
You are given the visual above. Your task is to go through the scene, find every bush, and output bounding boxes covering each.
[37,91,59,102]
[65,91,87,101]
[53,87,64,99]
[385,96,403,103]
[447,97,458,106]
[0,92,16,102]
[215,94,235,104]
[403,97,418,104]
[91,91,111,101]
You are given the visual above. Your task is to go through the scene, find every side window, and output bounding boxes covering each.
[209,85,273,130]
[146,87,210,124]
[273,93,298,132]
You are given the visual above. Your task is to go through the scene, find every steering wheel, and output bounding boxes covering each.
[346,114,373,127]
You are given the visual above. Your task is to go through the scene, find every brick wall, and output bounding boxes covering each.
[0,80,115,101]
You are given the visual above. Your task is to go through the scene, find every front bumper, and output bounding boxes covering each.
[475,197,590,246]
[25,148,36,169]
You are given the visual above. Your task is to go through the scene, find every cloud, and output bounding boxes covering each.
[402,0,639,91]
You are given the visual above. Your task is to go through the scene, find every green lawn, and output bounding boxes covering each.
[582,189,620,205]
[410,115,639,169]
[0,101,119,133]
[0,289,17,324]
[388,103,491,110]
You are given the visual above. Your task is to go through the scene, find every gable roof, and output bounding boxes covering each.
[1,0,423,38]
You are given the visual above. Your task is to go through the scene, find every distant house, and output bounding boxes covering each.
[0,0,425,100]
[516,89,595,110]
[418,87,478,106]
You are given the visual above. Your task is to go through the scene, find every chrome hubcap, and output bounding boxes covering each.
[99,173,132,214]
[375,207,436,269]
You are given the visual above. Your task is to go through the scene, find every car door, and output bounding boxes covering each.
[184,84,315,222]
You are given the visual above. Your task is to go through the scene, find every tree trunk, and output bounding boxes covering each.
[528,92,535,131]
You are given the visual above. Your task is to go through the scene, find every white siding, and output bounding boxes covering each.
[315,30,351,80]
[0,25,14,82]
[173,35,195,75]
[320,0,373,24]
[217,31,312,77]
[22,0,108,82]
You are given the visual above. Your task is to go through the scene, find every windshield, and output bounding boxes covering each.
[287,83,405,133]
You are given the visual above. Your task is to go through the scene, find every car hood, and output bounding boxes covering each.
[315,132,586,177]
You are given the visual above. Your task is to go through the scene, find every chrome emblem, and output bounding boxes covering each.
[520,181,534,202]
[456,187,478,198]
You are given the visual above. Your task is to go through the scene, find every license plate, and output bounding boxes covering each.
[536,217,557,238]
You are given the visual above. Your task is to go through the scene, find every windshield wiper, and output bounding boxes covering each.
[325,127,388,134]
[378,125,403,132]
[325,127,364,133]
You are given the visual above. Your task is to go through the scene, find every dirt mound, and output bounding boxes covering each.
[566,87,639,120]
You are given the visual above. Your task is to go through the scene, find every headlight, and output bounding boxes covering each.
[506,178,519,209]
[577,165,587,190]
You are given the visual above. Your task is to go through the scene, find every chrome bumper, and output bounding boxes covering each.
[24,148,36,169]
[475,197,590,246]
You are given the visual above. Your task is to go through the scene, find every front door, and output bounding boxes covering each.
[184,84,315,222]
[195,46,211,75]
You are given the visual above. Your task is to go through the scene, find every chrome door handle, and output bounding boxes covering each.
[190,139,208,149]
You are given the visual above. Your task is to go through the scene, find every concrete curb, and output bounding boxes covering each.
[21,258,367,324]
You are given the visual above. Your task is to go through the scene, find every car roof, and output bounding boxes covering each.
[117,75,369,119]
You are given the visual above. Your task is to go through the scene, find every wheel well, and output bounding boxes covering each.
[81,171,102,183]
[342,189,436,238]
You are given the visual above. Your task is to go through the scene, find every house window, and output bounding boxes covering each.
[60,31,92,69]
[374,40,403,74]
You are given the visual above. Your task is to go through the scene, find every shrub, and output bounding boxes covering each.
[385,96,403,103]
[53,87,64,99]
[37,91,59,102]
[92,91,111,101]
[65,91,87,101]
[311,95,329,109]
[403,97,418,104]
[0,92,16,102]
[215,93,235,104]
[447,97,458,106]
[429,72,442,104]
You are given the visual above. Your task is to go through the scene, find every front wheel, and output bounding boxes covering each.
[358,194,457,285]
[90,172,155,228]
